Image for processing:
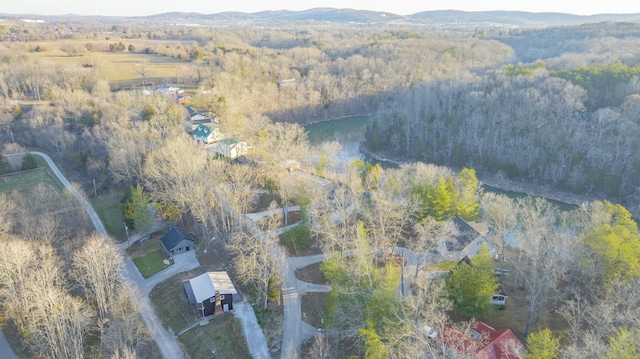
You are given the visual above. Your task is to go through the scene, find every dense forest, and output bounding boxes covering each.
[364,23,640,216]
[0,14,640,359]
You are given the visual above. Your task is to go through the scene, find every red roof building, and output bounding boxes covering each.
[437,322,523,359]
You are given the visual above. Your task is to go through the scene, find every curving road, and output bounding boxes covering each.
[0,328,19,359]
[11,152,185,359]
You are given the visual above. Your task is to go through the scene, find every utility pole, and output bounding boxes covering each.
[124,222,130,248]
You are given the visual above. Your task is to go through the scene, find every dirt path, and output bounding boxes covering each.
[20,152,186,359]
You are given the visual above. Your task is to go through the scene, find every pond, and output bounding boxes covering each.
[304,116,578,212]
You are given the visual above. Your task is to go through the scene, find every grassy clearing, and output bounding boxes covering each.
[301,292,328,328]
[89,189,126,240]
[295,262,328,285]
[180,316,252,359]
[28,43,187,88]
[150,272,197,332]
[150,271,252,358]
[424,259,459,272]
[0,156,64,194]
[129,239,174,278]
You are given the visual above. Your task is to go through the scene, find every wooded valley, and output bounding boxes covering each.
[0,12,639,359]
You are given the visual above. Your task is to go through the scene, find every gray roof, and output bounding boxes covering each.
[160,226,194,251]
[184,272,238,304]
[446,217,482,251]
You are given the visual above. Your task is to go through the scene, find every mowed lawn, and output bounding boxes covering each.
[0,155,64,193]
[89,189,127,240]
[150,272,252,359]
[128,237,174,278]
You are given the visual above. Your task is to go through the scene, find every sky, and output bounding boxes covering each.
[2,0,639,17]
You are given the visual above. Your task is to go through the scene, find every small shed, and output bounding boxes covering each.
[183,272,239,317]
[160,226,195,256]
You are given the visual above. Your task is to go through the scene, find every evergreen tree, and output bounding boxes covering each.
[428,176,453,220]
[141,103,156,121]
[527,328,560,359]
[583,203,640,285]
[446,243,498,318]
[455,168,481,221]
[21,153,38,171]
[606,327,639,359]
[0,154,11,175]
[360,321,390,359]
[124,184,152,233]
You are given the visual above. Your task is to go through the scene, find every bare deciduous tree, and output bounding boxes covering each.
[73,233,123,320]
[229,231,284,309]
[0,193,16,234]
[510,197,574,337]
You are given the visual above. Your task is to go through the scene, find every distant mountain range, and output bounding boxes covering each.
[2,8,640,27]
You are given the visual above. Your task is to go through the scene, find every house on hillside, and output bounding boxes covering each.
[186,106,217,124]
[209,138,249,159]
[176,94,191,105]
[192,124,224,144]
[160,226,195,256]
[437,321,523,359]
[183,271,239,317]
[153,85,182,95]
[439,217,497,260]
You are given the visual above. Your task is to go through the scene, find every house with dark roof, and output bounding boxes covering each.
[437,321,523,359]
[160,226,195,256]
[183,272,239,317]
[186,106,217,124]
[438,217,497,260]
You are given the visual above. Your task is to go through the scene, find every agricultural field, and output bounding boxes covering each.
[22,39,193,89]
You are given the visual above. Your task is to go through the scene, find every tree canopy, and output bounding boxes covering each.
[583,201,640,285]
[446,243,498,318]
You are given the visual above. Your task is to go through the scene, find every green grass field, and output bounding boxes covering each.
[27,40,189,88]
[89,190,127,240]
[130,239,174,278]
[0,155,64,194]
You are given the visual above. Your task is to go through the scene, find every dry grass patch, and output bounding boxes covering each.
[301,292,328,328]
[295,262,328,285]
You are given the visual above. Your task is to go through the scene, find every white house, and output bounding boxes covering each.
[209,138,249,159]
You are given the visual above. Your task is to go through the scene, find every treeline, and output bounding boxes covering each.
[365,66,640,212]
[0,189,156,358]
[0,25,514,120]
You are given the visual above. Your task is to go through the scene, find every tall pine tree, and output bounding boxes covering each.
[446,243,498,318]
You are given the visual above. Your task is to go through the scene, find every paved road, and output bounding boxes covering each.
[16,152,186,359]
[234,302,272,359]
[131,251,200,295]
[245,205,300,222]
[0,328,19,359]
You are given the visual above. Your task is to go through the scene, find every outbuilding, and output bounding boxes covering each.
[183,272,239,317]
[160,226,195,256]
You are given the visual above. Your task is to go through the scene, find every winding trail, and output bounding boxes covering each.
[12,152,186,359]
